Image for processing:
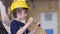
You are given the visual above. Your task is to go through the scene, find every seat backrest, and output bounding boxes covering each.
[0,20,8,34]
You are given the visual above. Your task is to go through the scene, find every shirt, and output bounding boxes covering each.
[10,20,30,34]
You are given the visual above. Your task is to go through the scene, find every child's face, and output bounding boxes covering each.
[17,9,27,20]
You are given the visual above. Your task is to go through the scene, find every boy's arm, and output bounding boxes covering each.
[16,17,34,34]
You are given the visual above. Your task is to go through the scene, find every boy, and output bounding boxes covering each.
[10,1,40,34]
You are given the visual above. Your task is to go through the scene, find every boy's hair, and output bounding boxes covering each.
[12,8,28,18]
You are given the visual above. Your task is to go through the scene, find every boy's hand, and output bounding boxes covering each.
[27,17,34,24]
[36,22,40,26]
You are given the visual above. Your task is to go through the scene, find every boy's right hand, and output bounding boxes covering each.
[27,17,34,24]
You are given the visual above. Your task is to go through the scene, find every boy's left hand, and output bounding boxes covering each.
[36,22,40,26]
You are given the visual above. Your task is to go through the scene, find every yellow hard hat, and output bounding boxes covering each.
[10,1,29,12]
[16,0,25,1]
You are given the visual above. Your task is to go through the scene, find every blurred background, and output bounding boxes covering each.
[0,0,60,34]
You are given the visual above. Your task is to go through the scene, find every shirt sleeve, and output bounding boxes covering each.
[11,22,20,34]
